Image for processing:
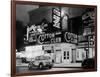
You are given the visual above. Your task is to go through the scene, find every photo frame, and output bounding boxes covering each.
[11,0,97,77]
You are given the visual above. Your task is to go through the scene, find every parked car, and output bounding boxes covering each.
[28,55,54,70]
[21,57,34,63]
[81,58,95,69]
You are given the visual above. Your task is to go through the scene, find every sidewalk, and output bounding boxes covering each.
[54,63,82,68]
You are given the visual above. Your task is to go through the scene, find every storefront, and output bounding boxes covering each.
[78,8,95,60]
[54,43,77,64]
[77,34,95,60]
[39,31,78,64]
[41,43,77,64]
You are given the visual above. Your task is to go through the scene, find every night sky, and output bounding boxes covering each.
[16,4,39,26]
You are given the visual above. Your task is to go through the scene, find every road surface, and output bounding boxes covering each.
[16,66,83,73]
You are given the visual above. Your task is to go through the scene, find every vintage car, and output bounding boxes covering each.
[28,55,54,70]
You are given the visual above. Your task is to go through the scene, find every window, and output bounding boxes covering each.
[64,51,66,59]
[45,56,50,60]
[64,57,66,59]
[45,50,51,53]
[35,56,39,60]
[47,50,51,53]
[67,51,69,59]
[77,52,79,58]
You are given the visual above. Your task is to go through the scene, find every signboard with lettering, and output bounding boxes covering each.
[63,32,77,44]
[37,32,62,44]
[82,11,95,21]
[28,31,77,44]
[78,35,88,42]
[82,11,95,27]
[52,7,61,30]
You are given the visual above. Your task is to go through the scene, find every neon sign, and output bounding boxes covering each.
[37,32,62,44]
[28,31,77,44]
[64,32,77,44]
[52,7,61,29]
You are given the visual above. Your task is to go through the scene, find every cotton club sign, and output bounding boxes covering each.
[36,32,77,44]
[28,31,77,44]
[64,32,77,44]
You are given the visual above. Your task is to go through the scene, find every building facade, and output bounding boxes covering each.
[23,6,95,65]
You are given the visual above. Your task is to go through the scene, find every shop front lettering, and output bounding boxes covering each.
[37,32,61,44]
[64,32,77,44]
[37,33,54,44]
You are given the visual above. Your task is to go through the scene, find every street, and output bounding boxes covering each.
[16,59,82,73]
[16,66,83,73]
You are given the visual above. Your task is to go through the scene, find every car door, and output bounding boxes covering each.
[34,56,40,66]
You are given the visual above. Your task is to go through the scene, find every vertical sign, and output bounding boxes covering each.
[52,7,61,30]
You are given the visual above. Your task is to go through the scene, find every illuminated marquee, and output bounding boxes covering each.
[28,31,77,44]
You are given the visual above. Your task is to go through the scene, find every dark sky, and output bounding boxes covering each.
[16,4,86,26]
[16,4,39,26]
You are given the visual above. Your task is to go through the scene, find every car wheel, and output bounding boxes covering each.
[39,63,43,69]
[48,66,52,69]
[22,58,26,63]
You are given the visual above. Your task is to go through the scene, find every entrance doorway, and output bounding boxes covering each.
[63,51,70,63]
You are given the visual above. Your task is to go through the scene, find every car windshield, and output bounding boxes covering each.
[35,56,50,60]
[44,56,50,60]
